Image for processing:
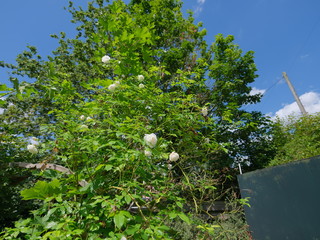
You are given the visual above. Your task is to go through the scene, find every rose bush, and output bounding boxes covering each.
[0,0,269,238]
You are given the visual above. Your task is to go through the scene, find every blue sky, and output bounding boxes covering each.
[1,0,320,118]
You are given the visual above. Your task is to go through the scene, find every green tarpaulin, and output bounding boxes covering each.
[238,155,320,240]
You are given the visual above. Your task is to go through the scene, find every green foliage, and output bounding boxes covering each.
[269,113,320,166]
[208,34,275,170]
[20,179,62,201]
[0,124,41,230]
[0,0,273,238]
[165,197,252,240]
[0,167,38,230]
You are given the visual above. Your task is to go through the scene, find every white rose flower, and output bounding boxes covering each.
[201,107,208,117]
[79,115,85,120]
[144,133,157,148]
[168,164,173,170]
[137,75,144,81]
[19,86,25,93]
[80,125,89,130]
[139,83,145,88]
[101,55,111,64]
[27,144,38,154]
[108,84,117,91]
[144,150,152,157]
[120,237,127,240]
[86,116,92,121]
[169,152,179,162]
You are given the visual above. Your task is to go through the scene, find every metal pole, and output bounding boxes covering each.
[282,72,308,115]
[238,163,243,175]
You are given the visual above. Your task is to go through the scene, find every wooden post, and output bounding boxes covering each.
[282,72,307,115]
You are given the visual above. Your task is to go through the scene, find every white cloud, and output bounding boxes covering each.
[249,87,266,96]
[194,6,203,14]
[300,54,310,59]
[194,0,206,15]
[274,91,320,118]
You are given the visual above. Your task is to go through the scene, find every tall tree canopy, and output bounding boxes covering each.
[1,0,272,238]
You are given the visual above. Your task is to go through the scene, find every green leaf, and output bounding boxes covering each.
[45,221,58,229]
[125,224,141,235]
[95,164,104,171]
[124,194,131,204]
[114,211,125,229]
[178,213,191,224]
[0,84,9,91]
[168,212,177,219]
[176,201,183,208]
[20,179,61,200]
[158,225,170,231]
[105,164,113,171]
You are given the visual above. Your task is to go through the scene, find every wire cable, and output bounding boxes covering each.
[286,14,320,73]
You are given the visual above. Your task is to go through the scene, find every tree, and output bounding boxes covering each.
[0,0,269,238]
[269,113,320,166]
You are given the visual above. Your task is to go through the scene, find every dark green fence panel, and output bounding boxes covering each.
[238,155,320,240]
